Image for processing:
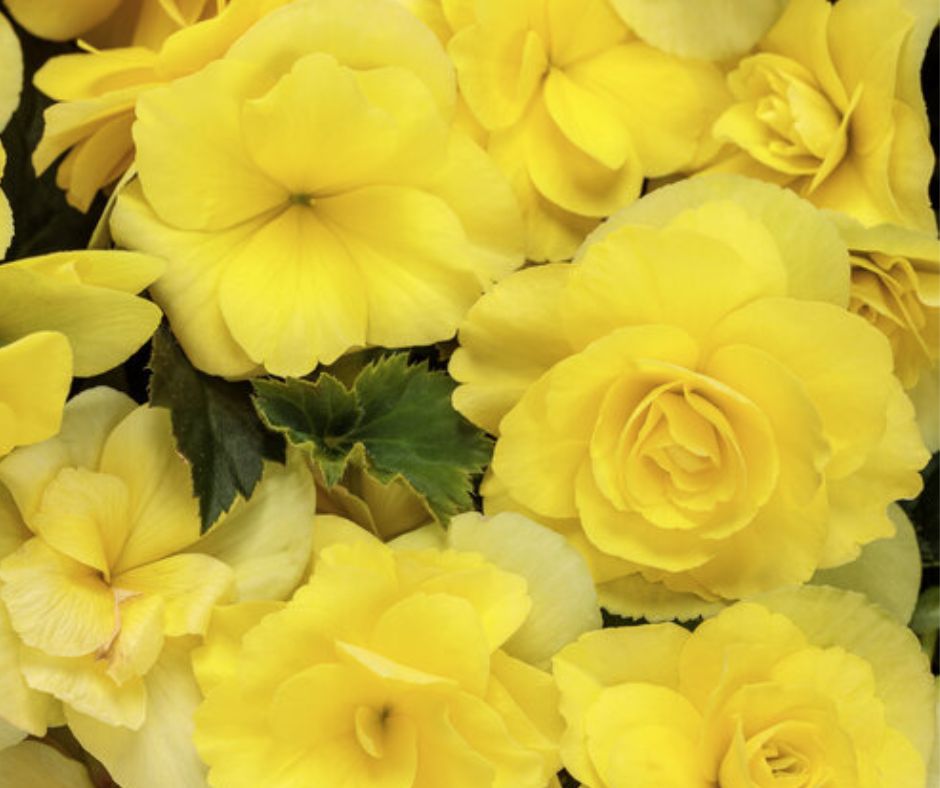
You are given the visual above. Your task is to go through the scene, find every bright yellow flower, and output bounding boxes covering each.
[193,512,600,787]
[705,0,938,232]
[451,175,929,617]
[554,586,936,787]
[5,0,225,47]
[0,10,22,257]
[0,387,317,788]
[111,0,523,378]
[831,213,939,451]
[407,0,729,262]
[0,250,163,458]
[32,0,290,211]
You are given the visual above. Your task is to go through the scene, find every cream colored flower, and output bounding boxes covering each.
[0,388,317,788]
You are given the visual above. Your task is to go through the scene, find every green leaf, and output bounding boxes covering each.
[149,325,284,531]
[253,353,492,524]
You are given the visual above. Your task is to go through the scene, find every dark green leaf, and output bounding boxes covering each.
[149,325,283,530]
[253,353,492,524]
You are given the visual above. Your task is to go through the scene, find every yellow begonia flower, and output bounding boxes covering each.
[451,174,929,616]
[5,0,225,48]
[32,0,291,211]
[0,740,94,787]
[0,387,317,788]
[407,0,729,262]
[705,0,938,232]
[554,586,936,787]
[829,213,939,451]
[111,0,524,378]
[0,250,164,459]
[0,10,23,258]
[193,512,598,788]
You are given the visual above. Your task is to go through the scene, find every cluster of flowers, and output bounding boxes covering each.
[0,0,937,786]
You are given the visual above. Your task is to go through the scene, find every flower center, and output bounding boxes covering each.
[354,703,393,759]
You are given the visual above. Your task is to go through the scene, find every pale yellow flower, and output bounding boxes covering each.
[706,0,938,232]
[451,175,929,616]
[0,250,163,458]
[0,387,317,788]
[5,0,225,48]
[111,0,523,378]
[554,586,936,787]
[32,0,290,211]
[407,0,729,262]
[192,512,599,787]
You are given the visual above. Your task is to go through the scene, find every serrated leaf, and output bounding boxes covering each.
[253,374,361,486]
[253,353,492,524]
[149,325,284,530]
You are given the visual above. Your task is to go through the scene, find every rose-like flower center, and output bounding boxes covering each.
[354,703,393,759]
[718,53,858,190]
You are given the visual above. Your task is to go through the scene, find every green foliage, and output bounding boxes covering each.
[253,353,492,524]
[149,325,284,531]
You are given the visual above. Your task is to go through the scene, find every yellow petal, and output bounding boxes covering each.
[752,585,936,763]
[553,625,690,785]
[99,405,202,574]
[584,173,851,307]
[191,601,283,694]
[32,467,130,579]
[317,186,484,349]
[103,593,165,685]
[0,387,135,527]
[66,638,207,788]
[11,250,164,295]
[569,42,728,176]
[0,539,114,657]
[597,572,724,622]
[585,683,706,787]
[712,299,896,477]
[216,206,367,376]
[0,332,72,456]
[240,52,448,195]
[811,504,921,623]
[133,59,285,232]
[610,0,787,60]
[194,455,315,602]
[115,554,234,637]
[18,647,145,729]
[0,602,56,737]
[0,740,94,788]
[225,0,455,114]
[109,181,259,378]
[0,258,162,377]
[0,12,23,131]
[450,263,575,434]
[4,0,122,41]
[448,511,601,668]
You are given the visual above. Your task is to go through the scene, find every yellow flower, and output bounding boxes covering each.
[111,0,523,378]
[451,174,929,616]
[831,213,939,451]
[0,387,317,788]
[5,0,225,47]
[0,10,23,257]
[193,512,600,787]
[706,0,938,232]
[0,250,163,458]
[407,0,729,262]
[553,586,936,787]
[32,0,290,211]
